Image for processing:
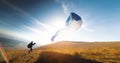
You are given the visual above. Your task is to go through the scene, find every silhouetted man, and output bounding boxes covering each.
[27,41,36,53]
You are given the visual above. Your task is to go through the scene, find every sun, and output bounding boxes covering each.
[19,16,66,46]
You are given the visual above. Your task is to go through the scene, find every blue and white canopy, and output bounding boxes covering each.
[51,12,82,41]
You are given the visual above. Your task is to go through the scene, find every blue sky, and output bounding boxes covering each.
[0,0,120,46]
[63,0,120,41]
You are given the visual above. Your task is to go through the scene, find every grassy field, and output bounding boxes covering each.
[0,41,120,63]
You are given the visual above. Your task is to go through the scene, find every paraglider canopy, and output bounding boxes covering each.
[51,12,82,42]
[71,12,82,21]
[65,12,82,31]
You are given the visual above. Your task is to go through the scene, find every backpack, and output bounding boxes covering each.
[27,43,32,48]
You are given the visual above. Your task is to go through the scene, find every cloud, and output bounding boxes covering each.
[61,2,68,15]
[81,23,94,32]
[55,0,69,15]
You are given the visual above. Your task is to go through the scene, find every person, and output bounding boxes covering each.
[27,41,36,53]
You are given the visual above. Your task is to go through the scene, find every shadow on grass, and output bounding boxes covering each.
[35,51,101,63]
[1,61,6,63]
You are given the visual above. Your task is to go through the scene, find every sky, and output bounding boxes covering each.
[0,0,120,46]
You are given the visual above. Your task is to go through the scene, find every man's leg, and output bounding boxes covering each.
[31,47,33,52]
[29,47,32,53]
[28,48,30,53]
[28,48,32,53]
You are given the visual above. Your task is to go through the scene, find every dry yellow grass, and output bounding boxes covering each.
[0,41,120,63]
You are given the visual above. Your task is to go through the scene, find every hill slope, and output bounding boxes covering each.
[0,41,120,63]
[38,41,120,49]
